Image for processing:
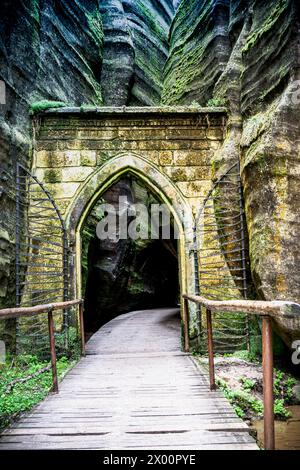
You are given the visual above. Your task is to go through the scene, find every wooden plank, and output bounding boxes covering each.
[0,308,258,450]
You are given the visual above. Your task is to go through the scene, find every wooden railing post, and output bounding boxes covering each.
[48,308,58,393]
[183,297,190,353]
[262,315,275,450]
[79,301,86,357]
[206,308,216,391]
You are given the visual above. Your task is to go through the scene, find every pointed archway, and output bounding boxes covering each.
[65,152,196,345]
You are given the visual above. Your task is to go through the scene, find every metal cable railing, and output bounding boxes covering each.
[193,162,251,353]
[14,163,70,357]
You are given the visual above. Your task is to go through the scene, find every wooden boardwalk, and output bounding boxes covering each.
[0,308,258,450]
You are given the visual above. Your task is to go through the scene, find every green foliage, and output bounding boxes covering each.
[274,399,290,419]
[217,366,296,421]
[55,326,81,360]
[248,317,263,359]
[29,100,67,114]
[217,377,263,419]
[0,355,73,431]
[241,377,255,391]
[189,100,201,107]
[274,369,296,404]
[234,406,245,418]
[220,349,260,364]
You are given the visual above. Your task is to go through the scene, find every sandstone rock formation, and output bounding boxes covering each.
[162,0,300,345]
[0,0,104,307]
[101,0,174,105]
[0,0,299,346]
[0,0,174,308]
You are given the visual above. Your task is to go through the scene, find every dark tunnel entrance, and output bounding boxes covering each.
[81,175,179,334]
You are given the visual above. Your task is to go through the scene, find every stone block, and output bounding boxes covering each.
[173,150,212,166]
[137,151,159,165]
[36,141,58,152]
[161,140,191,151]
[36,150,51,168]
[44,182,80,199]
[190,140,219,150]
[38,150,81,167]
[164,166,212,182]
[177,180,211,198]
[159,151,173,166]
[35,168,62,183]
[118,128,166,140]
[61,167,94,182]
[55,199,72,215]
[58,140,83,151]
[81,150,97,166]
[166,128,206,139]
[78,129,119,140]
[207,128,224,140]
[97,151,117,165]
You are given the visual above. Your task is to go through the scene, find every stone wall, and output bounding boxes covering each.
[33,107,226,218]
[32,106,227,340]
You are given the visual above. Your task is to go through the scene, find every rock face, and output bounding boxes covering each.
[0,0,299,346]
[0,0,104,307]
[163,0,300,346]
[162,0,231,106]
[0,0,174,308]
[100,0,174,105]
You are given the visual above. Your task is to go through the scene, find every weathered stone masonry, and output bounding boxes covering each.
[34,107,226,217]
[32,106,227,337]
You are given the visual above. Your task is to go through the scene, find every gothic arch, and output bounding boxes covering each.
[65,153,196,341]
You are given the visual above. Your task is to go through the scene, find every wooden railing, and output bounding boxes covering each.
[182,294,300,451]
[0,299,85,393]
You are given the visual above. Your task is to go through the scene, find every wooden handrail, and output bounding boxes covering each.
[182,293,300,451]
[0,299,85,393]
[0,299,83,320]
[182,294,300,318]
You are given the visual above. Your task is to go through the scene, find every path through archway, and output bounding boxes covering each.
[81,174,180,333]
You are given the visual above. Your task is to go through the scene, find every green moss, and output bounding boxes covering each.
[29,100,67,114]
[250,224,273,265]
[162,28,215,105]
[31,0,40,25]
[80,104,97,112]
[207,98,226,107]
[134,0,166,43]
[86,11,104,51]
[242,1,289,54]
[43,169,61,184]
